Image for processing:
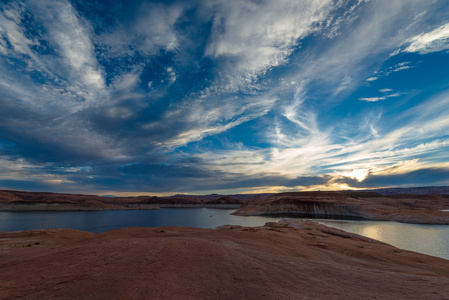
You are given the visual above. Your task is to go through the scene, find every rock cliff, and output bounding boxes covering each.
[233,191,449,224]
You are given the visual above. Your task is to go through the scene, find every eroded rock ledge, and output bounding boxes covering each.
[233,191,449,224]
[1,220,449,299]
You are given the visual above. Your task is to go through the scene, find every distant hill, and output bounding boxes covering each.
[0,189,242,209]
[2,186,449,208]
[196,187,449,200]
[366,186,449,195]
[195,193,275,201]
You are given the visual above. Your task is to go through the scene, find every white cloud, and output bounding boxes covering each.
[157,94,278,148]
[0,4,32,56]
[389,62,413,73]
[0,37,7,54]
[278,1,432,100]
[325,0,366,39]
[0,3,46,70]
[198,83,336,178]
[204,0,337,92]
[29,0,105,93]
[359,93,399,102]
[333,75,352,95]
[341,168,370,182]
[198,1,437,180]
[0,0,108,114]
[365,62,413,83]
[128,0,341,151]
[137,3,183,51]
[114,72,141,91]
[97,2,184,58]
[194,86,449,189]
[404,22,449,54]
[166,67,177,84]
[281,82,320,137]
[359,97,386,102]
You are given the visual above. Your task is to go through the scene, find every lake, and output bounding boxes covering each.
[315,219,449,260]
[0,208,281,233]
[1,208,449,260]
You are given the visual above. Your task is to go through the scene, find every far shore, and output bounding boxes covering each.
[2,189,449,224]
[0,203,241,211]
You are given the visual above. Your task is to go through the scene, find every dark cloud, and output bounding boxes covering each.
[0,179,57,192]
[0,101,117,164]
[364,168,449,187]
[61,160,334,193]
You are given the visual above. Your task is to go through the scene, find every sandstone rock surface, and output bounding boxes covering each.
[1,220,449,299]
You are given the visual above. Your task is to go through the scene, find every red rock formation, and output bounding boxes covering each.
[206,196,242,205]
[369,186,449,195]
[1,220,449,299]
[234,191,449,224]
[0,190,22,202]
[0,190,204,210]
[3,189,449,222]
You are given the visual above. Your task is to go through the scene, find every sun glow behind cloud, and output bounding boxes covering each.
[0,0,449,195]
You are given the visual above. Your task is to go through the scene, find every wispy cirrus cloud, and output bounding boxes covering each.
[161,0,449,193]
[190,85,449,192]
[203,0,337,91]
[359,93,400,102]
[404,22,449,54]
[1,0,449,195]
[364,62,414,83]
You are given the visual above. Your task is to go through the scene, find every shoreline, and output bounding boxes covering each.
[3,189,449,224]
[232,192,449,225]
[0,203,240,211]
[2,203,449,224]
[233,211,449,225]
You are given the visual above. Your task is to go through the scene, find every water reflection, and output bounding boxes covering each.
[315,220,449,260]
[360,225,381,241]
[0,208,281,233]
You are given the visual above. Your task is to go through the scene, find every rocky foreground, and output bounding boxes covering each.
[1,220,449,299]
[234,191,449,224]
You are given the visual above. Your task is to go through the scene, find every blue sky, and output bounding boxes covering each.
[1,0,449,196]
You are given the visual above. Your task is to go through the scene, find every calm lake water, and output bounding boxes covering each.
[1,208,449,260]
[0,208,281,233]
[315,219,449,260]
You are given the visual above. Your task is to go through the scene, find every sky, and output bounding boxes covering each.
[1,0,449,196]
